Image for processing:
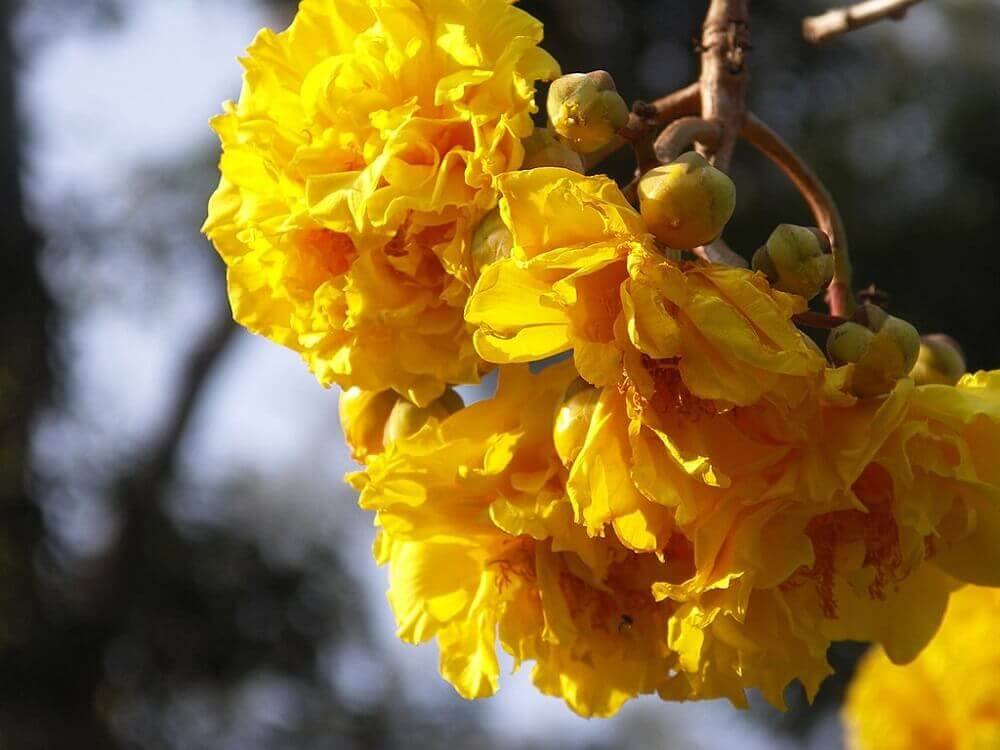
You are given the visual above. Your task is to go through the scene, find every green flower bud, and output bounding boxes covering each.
[553,378,600,468]
[879,316,921,373]
[383,388,464,445]
[521,127,585,172]
[638,152,736,250]
[547,71,629,154]
[852,301,890,333]
[828,304,921,397]
[471,209,513,275]
[751,224,834,299]
[827,321,874,367]
[910,334,966,386]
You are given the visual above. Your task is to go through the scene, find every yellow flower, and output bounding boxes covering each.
[650,371,1000,707]
[464,167,826,405]
[844,585,1000,750]
[349,363,696,716]
[465,167,649,386]
[204,0,558,404]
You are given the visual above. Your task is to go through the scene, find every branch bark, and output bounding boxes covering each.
[793,310,850,329]
[641,83,701,125]
[618,84,702,180]
[741,113,854,317]
[698,0,750,170]
[803,0,921,44]
[653,116,721,163]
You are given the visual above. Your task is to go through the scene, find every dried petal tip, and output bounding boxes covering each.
[547,72,629,154]
[751,224,834,299]
[910,334,966,386]
[638,152,736,250]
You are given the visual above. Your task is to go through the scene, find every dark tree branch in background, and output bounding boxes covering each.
[803,0,922,44]
[742,114,854,317]
[137,311,237,490]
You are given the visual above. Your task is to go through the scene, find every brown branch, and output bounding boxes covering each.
[803,0,921,44]
[793,310,850,329]
[741,113,854,317]
[653,116,721,163]
[698,0,750,170]
[617,84,701,179]
[638,83,701,125]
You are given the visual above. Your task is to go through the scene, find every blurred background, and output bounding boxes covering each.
[4,0,999,747]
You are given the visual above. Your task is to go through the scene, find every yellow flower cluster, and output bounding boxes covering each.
[350,165,1000,714]
[461,169,1000,709]
[350,363,690,716]
[204,0,558,405]
[844,585,1000,750]
[209,0,1000,719]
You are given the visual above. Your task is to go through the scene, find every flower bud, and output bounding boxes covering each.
[751,224,834,299]
[471,209,513,275]
[638,152,736,250]
[547,71,629,154]
[910,334,966,386]
[553,379,599,467]
[879,316,921,372]
[827,322,874,367]
[383,388,465,445]
[852,301,890,332]
[339,387,399,462]
[828,304,921,397]
[521,128,585,172]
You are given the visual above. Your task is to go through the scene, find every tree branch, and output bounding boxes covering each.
[653,116,721,163]
[638,83,701,125]
[698,0,750,171]
[803,0,921,44]
[617,84,702,180]
[793,310,850,329]
[741,113,854,317]
[138,311,237,488]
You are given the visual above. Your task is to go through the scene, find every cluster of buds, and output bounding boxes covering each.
[827,303,921,396]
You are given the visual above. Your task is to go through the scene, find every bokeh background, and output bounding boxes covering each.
[4,0,1000,747]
